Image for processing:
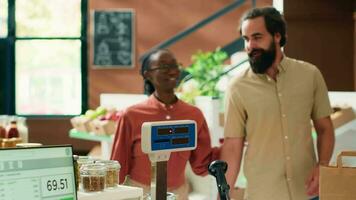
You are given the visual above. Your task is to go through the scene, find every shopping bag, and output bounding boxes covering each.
[319,151,356,200]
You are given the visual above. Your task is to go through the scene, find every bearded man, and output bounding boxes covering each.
[220,7,335,200]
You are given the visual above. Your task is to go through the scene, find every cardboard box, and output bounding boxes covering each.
[90,119,117,136]
[330,106,356,128]
[70,116,92,132]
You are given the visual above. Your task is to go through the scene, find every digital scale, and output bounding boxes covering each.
[0,145,77,200]
[141,120,197,200]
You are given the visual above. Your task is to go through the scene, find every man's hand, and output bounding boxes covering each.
[305,165,320,196]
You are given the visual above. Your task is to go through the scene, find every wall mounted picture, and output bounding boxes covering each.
[92,9,135,68]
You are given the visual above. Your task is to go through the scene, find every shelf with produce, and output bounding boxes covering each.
[69,129,114,142]
[69,129,114,159]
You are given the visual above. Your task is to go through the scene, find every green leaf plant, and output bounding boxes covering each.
[178,48,228,104]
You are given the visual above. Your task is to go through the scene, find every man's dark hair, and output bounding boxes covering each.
[239,7,287,47]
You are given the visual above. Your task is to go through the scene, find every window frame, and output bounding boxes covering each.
[2,0,88,117]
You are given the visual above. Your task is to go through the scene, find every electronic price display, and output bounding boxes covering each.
[0,145,77,200]
[141,120,197,154]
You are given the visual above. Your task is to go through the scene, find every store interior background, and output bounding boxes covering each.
[0,0,355,155]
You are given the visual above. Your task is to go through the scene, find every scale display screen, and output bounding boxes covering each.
[171,137,189,145]
[174,127,189,134]
[156,126,190,136]
[157,128,173,135]
[141,120,197,153]
[0,145,77,200]
[152,124,194,150]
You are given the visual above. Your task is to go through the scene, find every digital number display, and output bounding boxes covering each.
[46,178,69,191]
[157,128,173,135]
[41,174,74,197]
[174,127,189,134]
[172,138,189,145]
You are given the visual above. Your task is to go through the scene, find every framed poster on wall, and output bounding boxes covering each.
[92,9,135,68]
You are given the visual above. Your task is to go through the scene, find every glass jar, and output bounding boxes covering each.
[80,163,106,192]
[0,125,6,138]
[6,120,19,138]
[73,155,79,191]
[1,138,13,148]
[16,116,28,143]
[96,160,120,188]
[77,157,94,184]
[2,137,22,148]
[0,115,9,138]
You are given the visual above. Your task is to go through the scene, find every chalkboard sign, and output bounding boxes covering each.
[93,10,135,68]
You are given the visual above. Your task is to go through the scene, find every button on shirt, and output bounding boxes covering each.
[224,56,332,200]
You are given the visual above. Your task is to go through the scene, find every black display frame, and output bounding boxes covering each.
[91,9,135,69]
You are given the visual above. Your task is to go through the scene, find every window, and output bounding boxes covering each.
[6,0,87,115]
[15,0,81,37]
[15,40,82,114]
[0,0,7,37]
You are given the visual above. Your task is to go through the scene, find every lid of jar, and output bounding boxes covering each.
[80,163,106,175]
[78,155,91,160]
[73,155,79,160]
[95,160,121,169]
[77,158,95,165]
[2,138,16,142]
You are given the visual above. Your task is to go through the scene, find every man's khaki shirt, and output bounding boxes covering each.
[224,56,332,200]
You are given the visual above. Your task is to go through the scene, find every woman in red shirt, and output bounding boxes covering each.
[110,49,219,199]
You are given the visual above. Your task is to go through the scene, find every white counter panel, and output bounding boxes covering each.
[78,185,143,200]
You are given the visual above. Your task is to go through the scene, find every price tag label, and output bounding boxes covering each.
[41,174,74,197]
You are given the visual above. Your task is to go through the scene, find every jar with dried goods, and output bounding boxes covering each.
[0,116,8,138]
[73,155,79,191]
[95,160,120,188]
[2,137,22,148]
[0,125,6,138]
[77,157,94,184]
[80,163,106,192]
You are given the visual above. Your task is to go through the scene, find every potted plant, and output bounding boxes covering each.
[178,48,228,104]
[178,48,229,147]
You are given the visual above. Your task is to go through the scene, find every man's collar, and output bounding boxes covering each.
[277,54,288,73]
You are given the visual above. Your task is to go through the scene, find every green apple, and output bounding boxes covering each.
[95,106,107,116]
[85,109,96,119]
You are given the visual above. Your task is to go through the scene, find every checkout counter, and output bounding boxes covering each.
[69,92,356,200]
[0,145,143,200]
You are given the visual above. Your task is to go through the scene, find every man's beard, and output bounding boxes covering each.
[248,42,276,74]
